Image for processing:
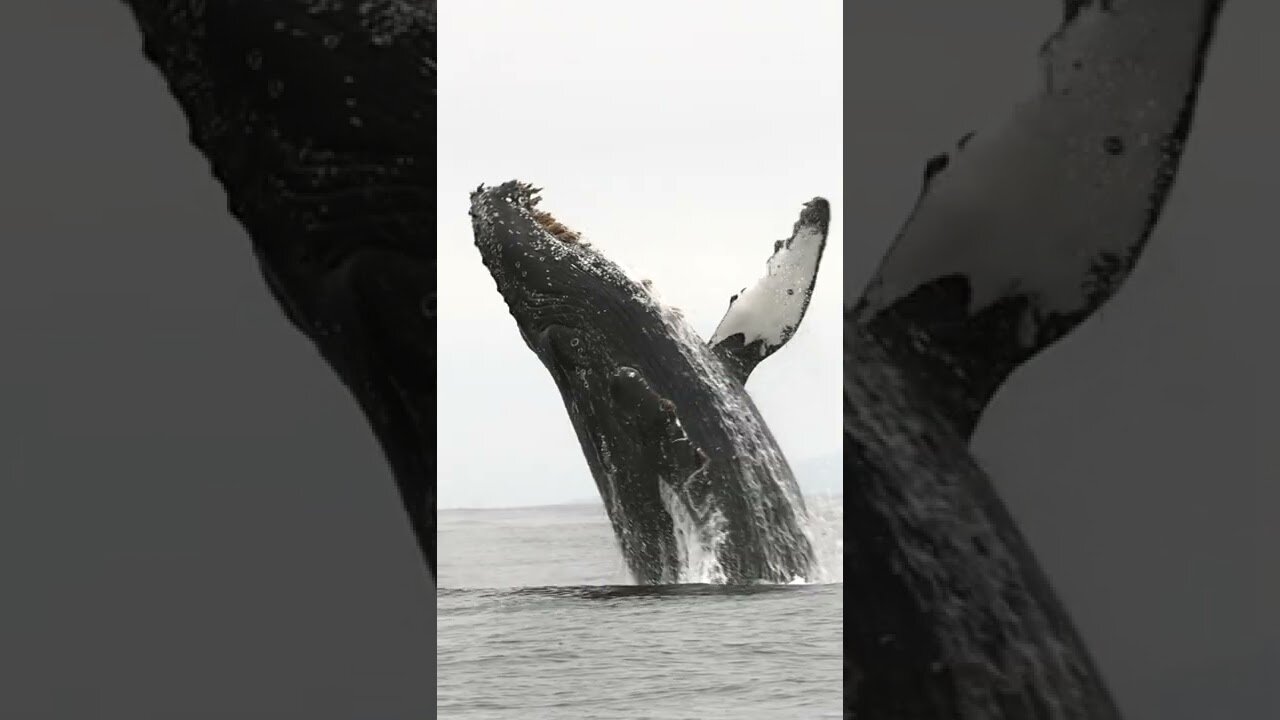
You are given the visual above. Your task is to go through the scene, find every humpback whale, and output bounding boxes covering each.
[471,182,829,584]
[120,0,439,579]
[845,0,1225,717]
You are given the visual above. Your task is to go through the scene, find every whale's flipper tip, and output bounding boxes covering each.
[708,197,831,383]
[852,0,1225,439]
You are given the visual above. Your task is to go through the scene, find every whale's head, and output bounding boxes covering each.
[469,181,693,417]
[469,181,667,381]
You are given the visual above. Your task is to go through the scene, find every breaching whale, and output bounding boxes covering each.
[471,182,830,584]
[844,0,1225,717]
[120,0,439,579]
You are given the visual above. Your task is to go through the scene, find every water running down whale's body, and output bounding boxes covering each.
[471,182,831,584]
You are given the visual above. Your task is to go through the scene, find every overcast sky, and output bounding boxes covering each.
[437,0,845,509]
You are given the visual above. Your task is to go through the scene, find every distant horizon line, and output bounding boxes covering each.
[440,490,844,513]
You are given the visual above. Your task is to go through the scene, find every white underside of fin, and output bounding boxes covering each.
[710,222,826,354]
[860,0,1212,322]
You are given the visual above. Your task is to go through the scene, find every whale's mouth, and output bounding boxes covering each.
[469,180,659,324]
[471,180,587,252]
[471,180,638,343]
[516,185,590,249]
[529,202,584,245]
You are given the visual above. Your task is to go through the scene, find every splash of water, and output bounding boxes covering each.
[800,493,844,584]
[648,303,823,584]
[659,477,727,583]
[545,229,827,585]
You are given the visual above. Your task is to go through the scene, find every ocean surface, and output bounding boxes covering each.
[438,495,843,720]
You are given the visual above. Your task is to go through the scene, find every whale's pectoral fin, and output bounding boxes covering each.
[708,198,831,384]
[610,368,713,532]
[851,0,1224,440]
[609,367,708,474]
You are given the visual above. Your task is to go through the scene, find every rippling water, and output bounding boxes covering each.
[438,496,843,719]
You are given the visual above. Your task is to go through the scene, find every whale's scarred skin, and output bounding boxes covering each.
[844,0,1226,717]
[470,182,828,584]
[120,0,439,578]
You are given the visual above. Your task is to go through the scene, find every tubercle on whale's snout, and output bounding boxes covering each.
[469,180,589,253]
[530,209,583,244]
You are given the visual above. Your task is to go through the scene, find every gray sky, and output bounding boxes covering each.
[437,0,845,509]
[848,3,1278,720]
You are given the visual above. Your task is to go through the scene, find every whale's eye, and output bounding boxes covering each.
[544,324,586,367]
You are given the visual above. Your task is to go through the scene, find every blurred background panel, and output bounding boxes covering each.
[0,3,435,719]
[848,3,1278,719]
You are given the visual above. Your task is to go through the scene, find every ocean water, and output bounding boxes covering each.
[437,495,843,719]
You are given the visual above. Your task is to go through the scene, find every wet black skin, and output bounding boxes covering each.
[120,0,438,578]
[472,182,815,584]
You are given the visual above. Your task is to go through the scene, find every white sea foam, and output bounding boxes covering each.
[660,478,727,584]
